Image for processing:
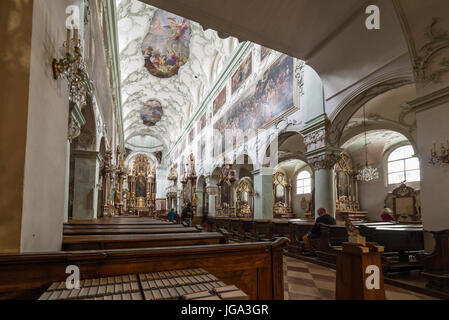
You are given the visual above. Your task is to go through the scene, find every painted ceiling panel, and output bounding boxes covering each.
[116,0,239,152]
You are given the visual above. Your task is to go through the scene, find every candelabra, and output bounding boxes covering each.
[429,141,449,165]
[52,28,94,107]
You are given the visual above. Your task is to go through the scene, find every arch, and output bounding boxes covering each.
[328,76,415,147]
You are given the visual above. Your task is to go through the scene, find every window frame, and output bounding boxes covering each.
[296,170,312,195]
[386,145,420,185]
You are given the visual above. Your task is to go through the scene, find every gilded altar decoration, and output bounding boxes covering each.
[141,100,163,127]
[273,171,293,218]
[236,179,254,218]
[166,165,178,210]
[141,9,191,78]
[102,150,113,217]
[385,183,421,222]
[127,154,156,216]
[181,154,197,213]
[216,163,236,217]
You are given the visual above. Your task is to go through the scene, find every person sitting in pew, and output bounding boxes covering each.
[168,208,176,222]
[302,208,336,255]
[381,207,396,222]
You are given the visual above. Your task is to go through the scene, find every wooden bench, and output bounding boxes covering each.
[315,225,348,265]
[421,230,449,295]
[253,220,272,241]
[62,232,227,251]
[358,225,424,274]
[0,238,289,300]
[63,226,203,236]
[286,221,314,258]
[272,220,290,238]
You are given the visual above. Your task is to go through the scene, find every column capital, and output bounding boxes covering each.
[307,151,341,171]
[251,167,274,176]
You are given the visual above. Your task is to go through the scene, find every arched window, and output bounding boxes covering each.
[387,145,420,185]
[296,171,312,195]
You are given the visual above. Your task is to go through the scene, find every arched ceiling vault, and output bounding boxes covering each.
[116,0,239,153]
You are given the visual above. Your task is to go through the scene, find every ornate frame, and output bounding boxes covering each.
[236,178,254,218]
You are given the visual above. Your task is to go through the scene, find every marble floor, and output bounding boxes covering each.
[283,256,438,300]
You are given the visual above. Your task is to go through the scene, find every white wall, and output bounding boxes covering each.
[416,102,449,231]
[21,0,72,252]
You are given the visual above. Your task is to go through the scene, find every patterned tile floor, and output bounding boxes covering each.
[283,256,438,300]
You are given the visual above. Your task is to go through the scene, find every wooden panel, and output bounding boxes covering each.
[63,227,201,236]
[0,238,289,300]
[62,232,226,251]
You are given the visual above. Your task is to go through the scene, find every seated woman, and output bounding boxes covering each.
[381,207,396,222]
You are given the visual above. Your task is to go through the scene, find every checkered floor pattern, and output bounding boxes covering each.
[283,256,437,300]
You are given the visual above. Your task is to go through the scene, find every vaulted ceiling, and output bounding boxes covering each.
[116,0,239,152]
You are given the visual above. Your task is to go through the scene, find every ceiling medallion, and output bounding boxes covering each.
[141,100,163,127]
[141,9,191,78]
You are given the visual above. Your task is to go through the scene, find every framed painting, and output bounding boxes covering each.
[213,86,227,116]
[231,52,253,94]
[214,54,295,151]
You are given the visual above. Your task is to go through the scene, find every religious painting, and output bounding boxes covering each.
[189,129,195,143]
[141,100,163,126]
[214,54,294,140]
[231,52,253,94]
[141,9,191,78]
[213,86,227,116]
[261,46,271,61]
[198,113,207,132]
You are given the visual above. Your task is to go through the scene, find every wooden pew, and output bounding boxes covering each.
[62,232,227,251]
[422,230,449,294]
[64,223,185,230]
[63,226,203,236]
[272,220,290,238]
[315,225,348,265]
[287,221,314,258]
[229,218,242,240]
[0,238,289,300]
[253,220,273,241]
[239,219,257,242]
[357,225,424,274]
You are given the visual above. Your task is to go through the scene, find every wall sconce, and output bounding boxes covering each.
[429,141,449,165]
[52,28,93,107]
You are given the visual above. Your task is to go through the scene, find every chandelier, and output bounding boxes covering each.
[52,28,94,107]
[357,105,379,182]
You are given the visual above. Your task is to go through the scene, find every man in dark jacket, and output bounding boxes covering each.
[302,208,336,254]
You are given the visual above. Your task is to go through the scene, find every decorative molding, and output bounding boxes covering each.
[414,18,449,84]
[68,103,86,143]
[295,59,306,96]
[328,78,412,146]
[408,85,449,113]
[303,128,327,153]
[307,153,341,171]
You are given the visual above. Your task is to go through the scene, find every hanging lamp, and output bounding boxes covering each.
[356,105,379,182]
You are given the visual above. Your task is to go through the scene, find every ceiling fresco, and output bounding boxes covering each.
[142,9,191,78]
[116,0,239,153]
[141,99,163,126]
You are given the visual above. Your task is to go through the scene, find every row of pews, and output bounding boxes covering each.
[0,217,288,300]
[206,216,449,294]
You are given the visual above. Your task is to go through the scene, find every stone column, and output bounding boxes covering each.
[252,168,274,219]
[196,190,203,217]
[301,115,340,218]
[206,185,218,217]
[72,150,101,220]
[156,166,168,199]
[308,154,338,218]
[177,187,183,215]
